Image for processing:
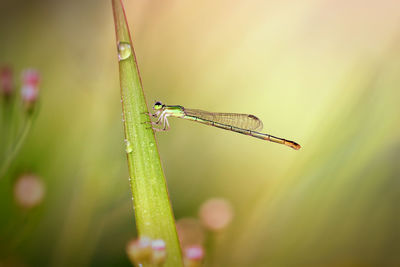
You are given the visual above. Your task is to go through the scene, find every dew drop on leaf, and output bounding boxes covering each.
[118,42,132,61]
[125,139,133,153]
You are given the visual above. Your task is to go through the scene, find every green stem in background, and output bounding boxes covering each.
[0,98,15,164]
[0,116,33,179]
[111,1,183,266]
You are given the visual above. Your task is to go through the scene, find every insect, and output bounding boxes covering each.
[148,101,301,150]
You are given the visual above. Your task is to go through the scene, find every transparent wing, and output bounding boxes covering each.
[183,108,263,131]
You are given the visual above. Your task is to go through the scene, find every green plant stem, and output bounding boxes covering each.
[111,1,183,266]
[0,98,15,162]
[0,116,32,179]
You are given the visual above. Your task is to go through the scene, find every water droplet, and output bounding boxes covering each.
[117,42,132,61]
[125,139,133,153]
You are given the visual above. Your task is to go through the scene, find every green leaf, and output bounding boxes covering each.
[111,0,183,266]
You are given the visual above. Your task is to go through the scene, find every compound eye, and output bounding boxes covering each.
[153,101,163,110]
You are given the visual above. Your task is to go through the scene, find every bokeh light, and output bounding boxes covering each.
[13,173,45,208]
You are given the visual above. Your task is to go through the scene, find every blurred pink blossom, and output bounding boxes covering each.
[0,66,13,96]
[198,198,234,231]
[126,236,153,264]
[22,69,40,87]
[176,217,205,247]
[184,245,204,267]
[151,239,167,264]
[184,245,204,260]
[21,69,40,106]
[14,174,45,208]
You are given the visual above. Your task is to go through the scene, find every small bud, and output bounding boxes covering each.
[126,236,152,265]
[21,84,39,103]
[14,174,45,208]
[22,69,40,87]
[198,198,234,231]
[176,218,205,247]
[21,69,40,110]
[151,239,167,264]
[0,66,13,97]
[183,245,204,267]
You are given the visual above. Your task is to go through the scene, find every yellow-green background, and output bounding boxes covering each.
[1,0,399,266]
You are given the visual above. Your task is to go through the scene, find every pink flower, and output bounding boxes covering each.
[151,239,167,264]
[185,245,204,261]
[14,174,45,208]
[126,236,152,264]
[21,69,40,108]
[184,245,205,267]
[176,218,205,248]
[22,69,40,87]
[21,84,39,103]
[126,237,168,265]
[0,66,13,96]
[151,239,166,251]
[198,198,234,231]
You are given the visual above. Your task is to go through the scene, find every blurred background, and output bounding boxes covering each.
[1,0,400,266]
